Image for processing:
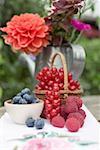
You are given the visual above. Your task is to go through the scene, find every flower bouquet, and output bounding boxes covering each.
[0,0,93,55]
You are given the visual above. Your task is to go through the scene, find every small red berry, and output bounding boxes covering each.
[42,67,49,73]
[48,80,54,86]
[69,85,76,91]
[65,101,78,114]
[78,109,86,119]
[45,99,50,105]
[53,91,59,99]
[50,109,57,117]
[65,118,80,132]
[46,91,52,96]
[51,67,57,74]
[46,113,51,120]
[49,95,54,101]
[53,86,59,92]
[48,87,52,91]
[69,79,75,86]
[56,107,61,113]
[45,85,49,90]
[59,68,64,73]
[51,115,65,128]
[67,112,84,127]
[46,104,52,111]
[68,72,72,81]
[55,77,60,83]
[59,83,64,90]
[60,105,67,120]
[75,97,83,108]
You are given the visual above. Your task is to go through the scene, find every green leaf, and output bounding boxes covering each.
[0,87,3,99]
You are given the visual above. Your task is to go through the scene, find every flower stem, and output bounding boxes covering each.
[69,29,76,43]
[73,31,83,44]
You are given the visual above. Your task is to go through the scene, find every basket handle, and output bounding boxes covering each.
[50,52,68,97]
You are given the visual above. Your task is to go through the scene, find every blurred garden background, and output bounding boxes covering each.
[0,0,100,106]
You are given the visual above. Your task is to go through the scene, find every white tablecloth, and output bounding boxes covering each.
[0,105,100,150]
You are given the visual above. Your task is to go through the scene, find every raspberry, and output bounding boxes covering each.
[75,97,83,108]
[65,96,75,103]
[64,101,78,114]
[65,96,83,108]
[65,118,80,132]
[51,115,65,128]
[78,109,86,119]
[67,112,84,127]
[60,105,67,120]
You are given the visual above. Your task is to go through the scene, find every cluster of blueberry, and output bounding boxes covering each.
[25,117,45,129]
[12,88,39,104]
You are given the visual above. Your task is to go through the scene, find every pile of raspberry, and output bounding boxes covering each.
[51,96,86,132]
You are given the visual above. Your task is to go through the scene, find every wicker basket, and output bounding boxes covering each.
[34,52,83,100]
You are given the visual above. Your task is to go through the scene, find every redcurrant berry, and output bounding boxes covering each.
[48,87,52,91]
[56,107,61,113]
[49,95,54,101]
[68,72,72,81]
[45,99,50,105]
[69,85,76,91]
[48,80,54,87]
[51,67,57,74]
[45,85,49,90]
[46,104,52,111]
[55,77,60,83]
[51,109,57,117]
[53,86,59,92]
[39,81,45,88]
[59,68,64,73]
[59,72,64,80]
[59,83,64,90]
[46,113,51,120]
[54,91,59,99]
[46,91,52,96]
[42,67,49,73]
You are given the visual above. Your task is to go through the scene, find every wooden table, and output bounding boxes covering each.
[0,95,100,121]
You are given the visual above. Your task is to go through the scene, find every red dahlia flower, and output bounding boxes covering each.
[0,13,49,55]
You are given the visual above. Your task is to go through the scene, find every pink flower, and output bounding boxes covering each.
[23,138,74,150]
[71,19,91,31]
[0,13,49,55]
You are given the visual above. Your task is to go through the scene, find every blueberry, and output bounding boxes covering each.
[35,119,45,129]
[23,94,33,104]
[21,88,31,96]
[31,97,37,103]
[19,98,27,104]
[25,117,35,127]
[35,99,40,103]
[12,96,22,104]
[32,98,39,103]
[17,93,22,96]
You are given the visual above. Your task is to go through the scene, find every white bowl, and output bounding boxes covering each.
[4,100,44,124]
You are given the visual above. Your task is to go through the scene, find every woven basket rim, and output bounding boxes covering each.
[34,52,83,97]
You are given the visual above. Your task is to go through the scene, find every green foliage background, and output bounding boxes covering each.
[0,0,100,106]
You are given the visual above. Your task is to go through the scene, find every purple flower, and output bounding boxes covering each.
[71,19,91,31]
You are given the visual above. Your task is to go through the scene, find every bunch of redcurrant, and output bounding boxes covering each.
[36,67,80,91]
[44,84,61,120]
[68,73,80,91]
